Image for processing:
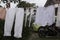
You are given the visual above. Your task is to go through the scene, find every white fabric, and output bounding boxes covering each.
[35,5,55,26]
[29,8,34,27]
[14,8,24,38]
[10,2,17,8]
[4,8,16,36]
[54,4,59,8]
[0,1,6,7]
[56,5,60,27]
[25,8,30,27]
[47,6,55,25]
[4,8,24,38]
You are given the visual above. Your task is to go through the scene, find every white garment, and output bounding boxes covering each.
[29,8,34,27]
[47,5,55,25]
[54,4,59,8]
[56,5,60,27]
[10,2,18,8]
[35,5,55,26]
[25,8,30,27]
[14,8,24,38]
[4,8,24,38]
[0,1,6,7]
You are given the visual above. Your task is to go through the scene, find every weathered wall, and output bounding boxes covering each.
[0,8,6,20]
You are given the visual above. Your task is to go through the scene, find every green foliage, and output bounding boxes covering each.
[17,1,35,8]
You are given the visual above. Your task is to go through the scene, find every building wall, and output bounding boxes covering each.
[0,8,6,20]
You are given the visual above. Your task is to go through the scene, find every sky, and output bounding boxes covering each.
[21,0,47,7]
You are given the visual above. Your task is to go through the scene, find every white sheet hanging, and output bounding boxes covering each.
[35,5,55,26]
[4,8,24,38]
[47,5,55,25]
[4,8,16,36]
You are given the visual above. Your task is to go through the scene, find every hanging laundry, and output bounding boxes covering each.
[29,8,34,27]
[25,8,30,27]
[0,1,6,7]
[47,5,55,26]
[35,5,55,26]
[4,8,24,38]
[4,8,16,37]
[10,1,18,8]
[14,8,24,38]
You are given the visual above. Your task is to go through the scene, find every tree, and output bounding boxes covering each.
[17,1,35,8]
[18,0,20,3]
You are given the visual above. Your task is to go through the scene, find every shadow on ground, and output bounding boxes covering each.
[0,20,60,40]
